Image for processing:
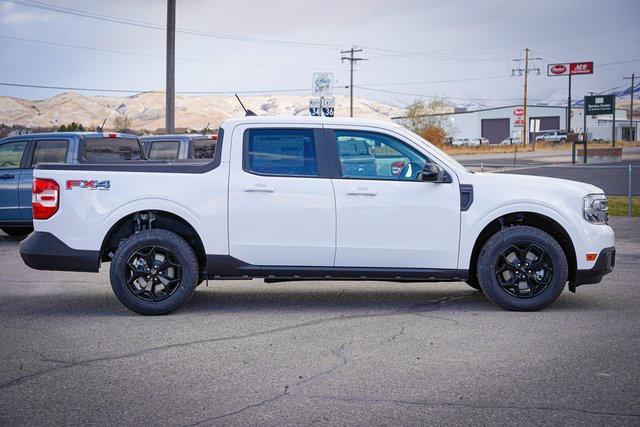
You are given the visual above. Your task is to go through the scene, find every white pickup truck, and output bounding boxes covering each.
[20,116,615,315]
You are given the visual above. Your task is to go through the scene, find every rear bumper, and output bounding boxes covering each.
[20,231,100,272]
[571,246,615,291]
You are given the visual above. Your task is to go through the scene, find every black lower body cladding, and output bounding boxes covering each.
[19,231,100,272]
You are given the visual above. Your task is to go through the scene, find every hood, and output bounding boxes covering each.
[468,172,603,198]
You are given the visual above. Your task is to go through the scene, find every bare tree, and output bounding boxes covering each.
[112,114,132,132]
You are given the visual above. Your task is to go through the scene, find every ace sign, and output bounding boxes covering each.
[547,62,594,76]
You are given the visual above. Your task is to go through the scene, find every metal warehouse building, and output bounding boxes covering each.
[394,105,632,144]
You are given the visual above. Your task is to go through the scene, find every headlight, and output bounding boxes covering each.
[583,194,608,224]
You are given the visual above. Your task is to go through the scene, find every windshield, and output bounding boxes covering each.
[82,138,143,162]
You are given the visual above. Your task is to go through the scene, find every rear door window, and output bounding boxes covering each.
[245,129,318,176]
[82,138,143,162]
[148,140,180,160]
[31,140,69,166]
[0,141,28,169]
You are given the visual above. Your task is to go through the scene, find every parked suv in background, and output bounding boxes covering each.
[535,131,567,143]
[140,134,217,160]
[0,132,143,236]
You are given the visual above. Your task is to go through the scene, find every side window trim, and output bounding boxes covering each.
[242,127,330,179]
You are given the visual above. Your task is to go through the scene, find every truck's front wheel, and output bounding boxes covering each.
[477,226,568,311]
[110,229,199,315]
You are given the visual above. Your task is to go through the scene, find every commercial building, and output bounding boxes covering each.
[393,105,634,144]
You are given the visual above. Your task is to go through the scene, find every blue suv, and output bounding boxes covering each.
[0,132,143,236]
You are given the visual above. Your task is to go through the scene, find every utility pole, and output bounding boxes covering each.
[341,47,366,117]
[166,0,176,133]
[512,48,541,145]
[623,73,636,141]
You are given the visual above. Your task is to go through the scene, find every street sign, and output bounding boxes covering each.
[584,95,615,115]
[309,98,321,116]
[547,62,593,76]
[312,72,333,96]
[321,97,335,117]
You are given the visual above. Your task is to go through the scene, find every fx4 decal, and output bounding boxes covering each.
[66,180,111,190]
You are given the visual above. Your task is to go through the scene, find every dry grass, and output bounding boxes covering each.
[441,140,639,155]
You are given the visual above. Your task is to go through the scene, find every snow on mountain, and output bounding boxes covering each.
[0,92,404,131]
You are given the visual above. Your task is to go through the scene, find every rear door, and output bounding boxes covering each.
[19,138,71,219]
[0,139,30,221]
[228,125,335,266]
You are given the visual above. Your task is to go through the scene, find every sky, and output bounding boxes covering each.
[0,0,639,108]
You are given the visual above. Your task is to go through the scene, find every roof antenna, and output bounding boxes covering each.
[96,114,109,132]
[235,94,257,116]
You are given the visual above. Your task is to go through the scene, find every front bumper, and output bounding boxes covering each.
[20,231,100,272]
[570,246,615,291]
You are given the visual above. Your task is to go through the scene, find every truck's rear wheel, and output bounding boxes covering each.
[477,226,567,311]
[110,229,199,315]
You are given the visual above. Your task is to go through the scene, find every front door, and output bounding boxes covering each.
[228,125,335,266]
[327,128,461,269]
[0,140,29,222]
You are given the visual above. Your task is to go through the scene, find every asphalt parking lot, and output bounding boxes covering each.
[0,218,639,425]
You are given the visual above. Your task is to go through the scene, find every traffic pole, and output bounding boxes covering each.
[567,74,572,133]
[629,165,633,218]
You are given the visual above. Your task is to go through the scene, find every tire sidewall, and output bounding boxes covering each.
[477,226,568,311]
[109,229,199,315]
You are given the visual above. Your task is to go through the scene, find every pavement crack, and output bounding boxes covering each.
[0,292,477,391]
[186,340,355,425]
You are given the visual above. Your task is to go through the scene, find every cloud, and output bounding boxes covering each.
[1,2,52,24]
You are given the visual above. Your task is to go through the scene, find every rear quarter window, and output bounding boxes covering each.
[82,138,143,162]
[148,140,180,160]
[192,139,216,159]
[31,140,69,166]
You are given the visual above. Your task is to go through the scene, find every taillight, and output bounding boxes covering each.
[32,178,59,220]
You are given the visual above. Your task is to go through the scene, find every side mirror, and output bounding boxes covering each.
[421,163,445,183]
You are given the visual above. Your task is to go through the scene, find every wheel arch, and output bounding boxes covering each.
[99,209,207,275]
[467,211,577,284]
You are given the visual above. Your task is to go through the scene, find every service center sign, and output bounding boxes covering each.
[547,62,594,76]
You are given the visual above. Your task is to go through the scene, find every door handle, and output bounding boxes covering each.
[243,184,275,193]
[346,187,377,196]
[0,174,15,180]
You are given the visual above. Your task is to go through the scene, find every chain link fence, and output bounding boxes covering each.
[461,162,638,217]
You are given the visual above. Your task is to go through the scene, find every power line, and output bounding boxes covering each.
[359,75,511,87]
[0,34,341,72]
[0,81,315,95]
[2,0,341,49]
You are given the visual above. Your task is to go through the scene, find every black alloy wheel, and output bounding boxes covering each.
[494,243,553,299]
[125,245,182,302]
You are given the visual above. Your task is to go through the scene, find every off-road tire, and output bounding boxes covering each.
[477,226,568,311]
[110,229,199,315]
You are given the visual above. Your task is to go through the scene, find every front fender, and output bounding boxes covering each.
[458,201,581,270]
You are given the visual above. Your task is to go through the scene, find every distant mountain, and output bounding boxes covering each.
[0,92,403,131]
